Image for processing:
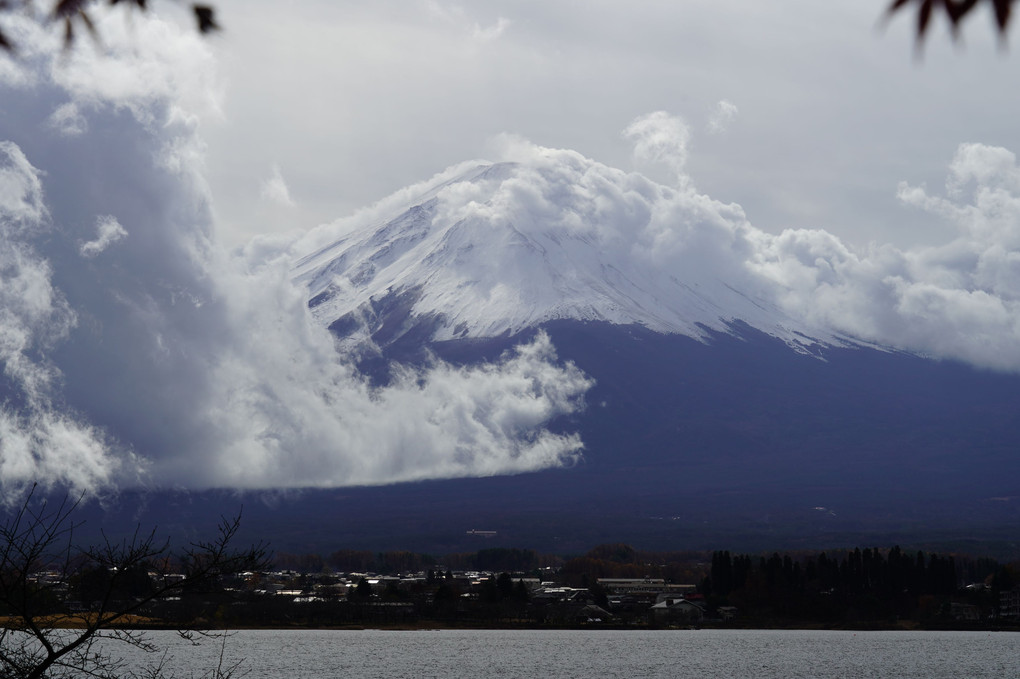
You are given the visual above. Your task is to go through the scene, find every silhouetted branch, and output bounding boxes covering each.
[0,484,268,679]
[886,0,1014,42]
[0,0,219,53]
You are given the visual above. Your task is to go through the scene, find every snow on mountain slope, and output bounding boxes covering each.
[291,146,845,351]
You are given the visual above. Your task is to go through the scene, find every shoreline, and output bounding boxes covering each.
[15,621,1018,633]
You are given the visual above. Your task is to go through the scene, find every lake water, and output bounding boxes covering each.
[109,628,1020,678]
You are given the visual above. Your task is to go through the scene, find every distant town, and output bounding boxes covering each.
[18,544,1020,630]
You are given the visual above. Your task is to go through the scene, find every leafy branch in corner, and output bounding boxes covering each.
[886,0,1014,42]
[0,0,219,53]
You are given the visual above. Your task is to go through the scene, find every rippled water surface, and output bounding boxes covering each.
[117,628,1020,678]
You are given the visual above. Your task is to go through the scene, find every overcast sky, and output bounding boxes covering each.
[1,0,1019,495]
[198,0,1020,250]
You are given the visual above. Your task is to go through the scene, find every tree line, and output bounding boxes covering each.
[703,546,1017,624]
[273,546,552,575]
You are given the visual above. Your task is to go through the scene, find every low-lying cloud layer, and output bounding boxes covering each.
[2,15,1020,497]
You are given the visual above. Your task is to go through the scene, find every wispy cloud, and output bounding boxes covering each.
[622,111,692,190]
[707,100,739,135]
[48,102,88,137]
[259,164,295,207]
[0,144,121,498]
[425,1,511,42]
[79,215,128,258]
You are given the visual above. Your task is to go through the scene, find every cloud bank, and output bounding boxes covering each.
[748,142,1020,370]
[0,13,589,495]
[3,14,1020,498]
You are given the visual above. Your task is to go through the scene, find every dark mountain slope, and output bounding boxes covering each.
[74,321,1020,558]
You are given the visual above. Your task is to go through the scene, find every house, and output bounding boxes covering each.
[531,587,609,624]
[649,597,704,623]
[717,605,738,621]
[598,578,697,597]
[1000,588,1020,618]
[950,602,980,621]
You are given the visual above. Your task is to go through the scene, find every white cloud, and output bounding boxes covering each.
[0,142,47,229]
[47,102,89,137]
[707,100,739,135]
[0,143,122,497]
[259,164,295,207]
[900,144,1020,248]
[748,141,1020,370]
[622,111,692,190]
[50,9,223,124]
[0,14,592,493]
[198,287,590,487]
[473,17,511,42]
[79,215,128,257]
[424,1,511,42]
[0,14,53,88]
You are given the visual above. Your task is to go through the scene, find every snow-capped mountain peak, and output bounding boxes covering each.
[291,149,842,350]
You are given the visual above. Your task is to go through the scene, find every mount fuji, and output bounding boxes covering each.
[252,149,1020,557]
[76,146,1020,558]
[292,159,845,357]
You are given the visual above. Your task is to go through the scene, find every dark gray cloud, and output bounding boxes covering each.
[0,22,591,494]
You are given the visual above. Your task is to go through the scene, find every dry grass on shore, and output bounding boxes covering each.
[0,613,164,630]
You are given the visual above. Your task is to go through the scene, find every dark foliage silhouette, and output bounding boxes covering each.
[0,486,268,679]
[886,0,1014,41]
[0,0,218,53]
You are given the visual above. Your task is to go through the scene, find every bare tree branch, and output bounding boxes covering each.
[0,484,268,679]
